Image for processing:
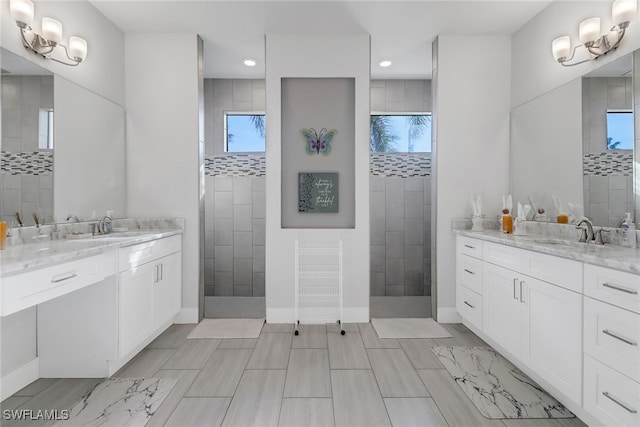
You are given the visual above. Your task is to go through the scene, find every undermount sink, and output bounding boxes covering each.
[525,237,606,249]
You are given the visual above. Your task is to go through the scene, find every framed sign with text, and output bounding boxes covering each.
[298,172,339,213]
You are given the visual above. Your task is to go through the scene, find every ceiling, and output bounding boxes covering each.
[90,0,553,79]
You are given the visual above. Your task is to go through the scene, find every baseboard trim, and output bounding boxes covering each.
[174,307,198,324]
[1,358,39,401]
[437,307,462,323]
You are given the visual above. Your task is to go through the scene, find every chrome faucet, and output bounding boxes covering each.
[97,214,113,234]
[576,218,594,243]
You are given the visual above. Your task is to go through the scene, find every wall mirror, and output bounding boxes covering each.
[511,51,637,228]
[1,47,126,227]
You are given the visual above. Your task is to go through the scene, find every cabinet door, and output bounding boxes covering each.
[483,262,522,357]
[119,262,155,357]
[153,252,181,328]
[521,275,582,405]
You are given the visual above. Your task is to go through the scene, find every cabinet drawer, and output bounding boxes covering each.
[457,254,483,294]
[457,235,483,259]
[456,285,482,331]
[119,235,181,272]
[584,264,640,314]
[483,241,521,271]
[1,254,107,316]
[521,249,582,293]
[584,354,640,427]
[585,297,640,382]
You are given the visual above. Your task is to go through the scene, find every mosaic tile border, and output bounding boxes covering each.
[583,151,633,176]
[205,152,432,177]
[370,152,431,177]
[1,151,53,175]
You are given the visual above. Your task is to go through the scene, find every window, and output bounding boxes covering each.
[606,110,633,150]
[224,112,265,152]
[38,108,53,150]
[370,113,431,152]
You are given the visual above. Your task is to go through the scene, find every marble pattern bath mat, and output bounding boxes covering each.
[371,318,452,339]
[54,377,177,426]
[187,318,265,339]
[432,346,574,419]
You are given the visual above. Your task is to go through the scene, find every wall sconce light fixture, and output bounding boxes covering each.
[552,0,637,66]
[9,0,88,66]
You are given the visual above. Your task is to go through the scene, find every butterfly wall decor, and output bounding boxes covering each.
[301,127,337,156]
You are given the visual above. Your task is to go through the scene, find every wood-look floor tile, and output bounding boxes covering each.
[358,323,400,348]
[292,325,328,349]
[221,370,286,427]
[418,369,506,427]
[0,396,31,410]
[147,324,197,349]
[162,339,221,369]
[186,348,252,397]
[145,370,199,427]
[13,378,58,397]
[217,338,257,349]
[284,349,331,398]
[113,348,176,378]
[503,418,588,427]
[246,333,292,369]
[434,323,486,347]
[331,370,391,427]
[263,323,294,332]
[327,333,370,369]
[399,339,444,369]
[279,398,334,427]
[164,397,230,427]
[367,349,429,397]
[384,398,448,426]
[326,323,359,333]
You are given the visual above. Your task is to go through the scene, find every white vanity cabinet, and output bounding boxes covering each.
[457,236,583,405]
[118,235,181,358]
[455,236,484,330]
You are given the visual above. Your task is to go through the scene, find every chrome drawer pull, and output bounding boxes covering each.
[464,245,475,249]
[464,301,475,309]
[602,392,638,414]
[464,269,475,275]
[602,282,638,295]
[513,278,518,300]
[603,330,638,346]
[51,272,78,283]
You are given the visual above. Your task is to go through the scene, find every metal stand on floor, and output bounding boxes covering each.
[294,240,344,336]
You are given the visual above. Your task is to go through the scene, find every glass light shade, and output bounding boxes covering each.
[613,0,637,25]
[552,36,571,61]
[42,17,63,45]
[10,0,34,26]
[580,17,601,44]
[69,37,87,61]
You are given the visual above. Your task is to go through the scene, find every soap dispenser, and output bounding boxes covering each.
[621,213,636,249]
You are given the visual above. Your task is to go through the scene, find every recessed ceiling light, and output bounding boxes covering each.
[243,57,258,67]
[379,60,392,68]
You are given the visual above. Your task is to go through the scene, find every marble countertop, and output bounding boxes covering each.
[0,229,183,277]
[456,229,640,275]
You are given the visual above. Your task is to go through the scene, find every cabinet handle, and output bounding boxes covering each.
[464,245,475,249]
[520,281,526,303]
[602,282,638,295]
[464,301,475,309]
[159,263,163,281]
[464,269,475,275]
[154,265,159,283]
[602,330,638,346]
[602,392,638,414]
[513,278,519,300]
[51,271,78,283]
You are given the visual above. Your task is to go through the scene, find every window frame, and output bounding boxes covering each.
[223,111,266,153]
[605,109,634,151]
[370,111,432,153]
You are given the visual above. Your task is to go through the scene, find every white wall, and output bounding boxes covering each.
[0,0,125,106]
[510,78,583,217]
[433,35,511,321]
[512,0,640,108]
[125,33,201,323]
[265,34,370,323]
[54,76,126,220]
